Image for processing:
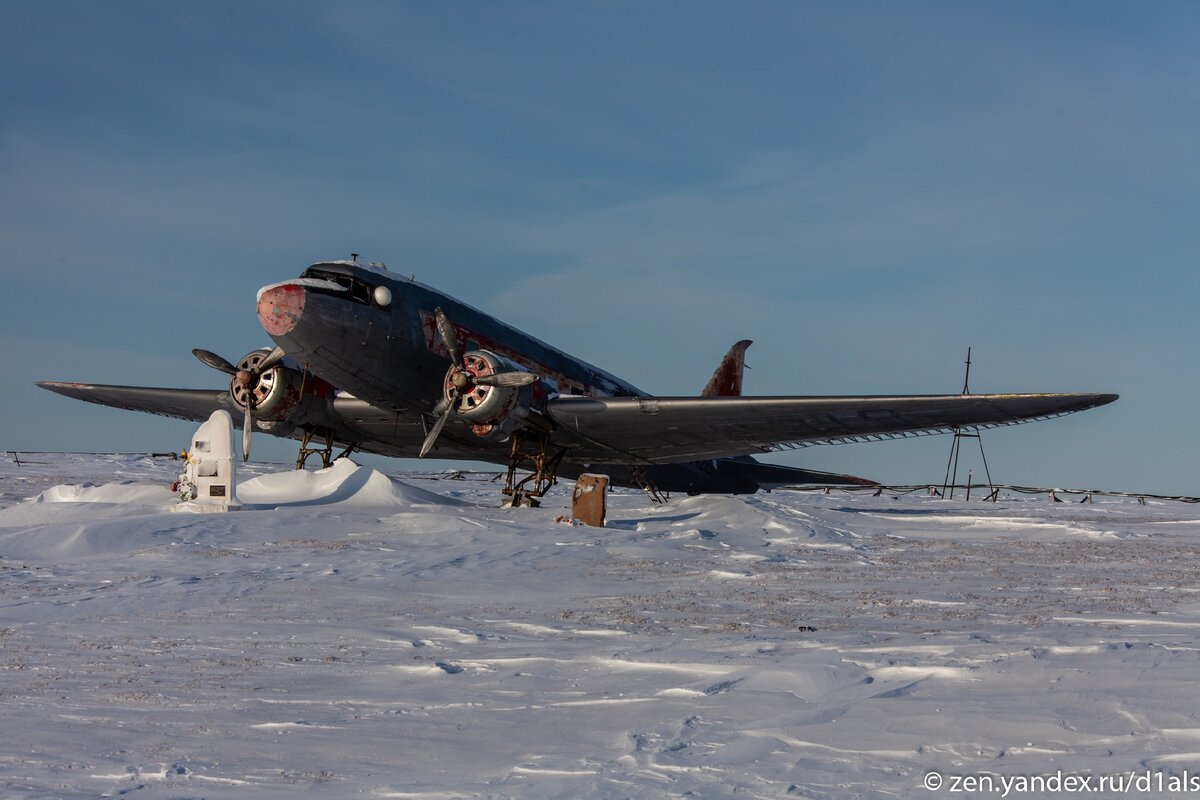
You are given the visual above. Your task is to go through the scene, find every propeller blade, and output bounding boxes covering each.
[256,346,287,373]
[434,307,463,367]
[193,348,238,376]
[419,389,460,458]
[242,401,253,462]
[474,371,539,388]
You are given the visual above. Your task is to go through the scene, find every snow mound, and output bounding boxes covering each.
[236,458,465,508]
[36,481,176,505]
[0,460,462,529]
[0,480,178,529]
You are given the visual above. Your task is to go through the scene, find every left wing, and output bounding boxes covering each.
[34,380,491,460]
[545,392,1118,464]
[36,382,237,423]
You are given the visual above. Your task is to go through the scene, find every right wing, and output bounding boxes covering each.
[545,392,1118,464]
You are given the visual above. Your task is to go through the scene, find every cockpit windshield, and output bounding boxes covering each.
[302,267,375,305]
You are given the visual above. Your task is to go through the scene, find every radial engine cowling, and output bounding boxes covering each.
[443,350,538,440]
[230,348,331,436]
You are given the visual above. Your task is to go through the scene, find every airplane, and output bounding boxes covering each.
[37,258,1118,504]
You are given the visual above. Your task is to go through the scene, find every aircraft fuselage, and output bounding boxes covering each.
[258,261,638,413]
[254,261,781,494]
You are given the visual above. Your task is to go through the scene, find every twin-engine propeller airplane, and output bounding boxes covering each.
[38,259,1117,503]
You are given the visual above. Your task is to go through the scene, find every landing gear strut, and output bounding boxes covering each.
[502,430,567,507]
[295,429,357,469]
[628,465,669,504]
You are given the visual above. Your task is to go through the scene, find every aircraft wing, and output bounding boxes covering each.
[545,392,1118,464]
[36,382,237,424]
[34,381,481,460]
[38,381,1117,469]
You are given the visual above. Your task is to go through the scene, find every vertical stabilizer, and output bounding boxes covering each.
[701,340,753,397]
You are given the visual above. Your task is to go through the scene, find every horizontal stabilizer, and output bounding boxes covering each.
[722,458,877,488]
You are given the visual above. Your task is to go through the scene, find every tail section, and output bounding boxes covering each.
[701,340,753,397]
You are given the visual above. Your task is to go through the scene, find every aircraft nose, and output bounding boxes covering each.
[257,283,306,336]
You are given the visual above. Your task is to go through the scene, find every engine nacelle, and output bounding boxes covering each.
[229,348,334,437]
[443,350,538,441]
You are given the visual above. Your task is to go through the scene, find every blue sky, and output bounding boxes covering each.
[2,1,1197,493]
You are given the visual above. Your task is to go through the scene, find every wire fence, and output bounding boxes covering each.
[7,451,1197,504]
[6,450,183,464]
[778,483,1200,504]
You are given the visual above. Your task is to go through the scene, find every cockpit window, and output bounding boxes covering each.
[302,267,377,306]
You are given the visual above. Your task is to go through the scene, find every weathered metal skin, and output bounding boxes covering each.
[257,284,305,337]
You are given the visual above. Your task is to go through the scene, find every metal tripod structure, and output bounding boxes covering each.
[941,348,997,501]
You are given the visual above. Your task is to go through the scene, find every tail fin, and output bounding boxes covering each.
[701,340,753,397]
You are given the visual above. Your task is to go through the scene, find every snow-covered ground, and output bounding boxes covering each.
[3,453,1200,798]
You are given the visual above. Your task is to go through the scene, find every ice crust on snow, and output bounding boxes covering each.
[3,452,1200,798]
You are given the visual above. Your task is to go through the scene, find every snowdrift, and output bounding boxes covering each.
[0,459,464,537]
[234,458,466,508]
[3,458,462,516]
[36,480,176,506]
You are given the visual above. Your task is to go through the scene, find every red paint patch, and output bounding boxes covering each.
[257,284,306,336]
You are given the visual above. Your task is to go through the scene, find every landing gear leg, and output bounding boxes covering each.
[502,431,566,508]
[628,465,669,504]
[295,430,357,470]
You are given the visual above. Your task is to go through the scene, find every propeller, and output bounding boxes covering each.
[192,348,238,376]
[418,308,538,458]
[193,346,287,461]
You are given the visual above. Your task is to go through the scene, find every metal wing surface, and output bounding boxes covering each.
[34,380,367,437]
[545,392,1119,464]
[34,381,475,459]
[36,382,237,424]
